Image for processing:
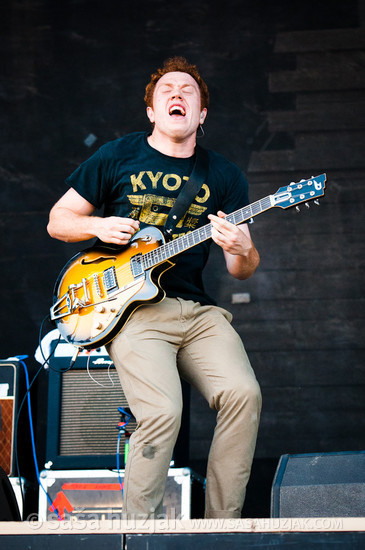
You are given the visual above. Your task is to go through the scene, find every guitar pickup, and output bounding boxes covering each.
[103,266,119,294]
[130,253,144,278]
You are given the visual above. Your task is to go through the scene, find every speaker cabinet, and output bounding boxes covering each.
[44,342,190,470]
[44,345,137,470]
[0,360,23,475]
[271,451,365,517]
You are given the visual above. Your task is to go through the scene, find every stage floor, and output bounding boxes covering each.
[1,518,365,549]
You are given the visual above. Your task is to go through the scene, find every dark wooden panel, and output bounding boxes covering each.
[248,137,365,172]
[230,299,364,324]
[0,253,59,293]
[0,215,95,264]
[257,433,365,457]
[296,131,365,163]
[269,59,365,93]
[268,103,365,132]
[261,386,365,412]
[257,396,365,456]
[296,90,365,108]
[0,169,56,213]
[274,28,365,53]
[258,423,365,455]
[249,233,365,270]
[250,349,365,387]
[297,51,365,71]
[259,409,365,437]
[220,268,362,301]
[235,317,363,351]
[228,296,364,332]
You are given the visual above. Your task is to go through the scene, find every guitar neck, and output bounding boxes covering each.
[142,195,272,269]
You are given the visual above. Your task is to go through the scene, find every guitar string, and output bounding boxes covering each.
[62,199,267,299]
[65,220,213,290]
[63,188,319,301]
[56,180,325,323]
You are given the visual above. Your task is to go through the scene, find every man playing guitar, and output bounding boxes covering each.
[47,56,262,520]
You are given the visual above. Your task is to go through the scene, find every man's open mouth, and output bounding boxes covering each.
[169,105,186,116]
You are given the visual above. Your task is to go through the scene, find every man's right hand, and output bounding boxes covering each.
[94,216,140,245]
[47,188,139,244]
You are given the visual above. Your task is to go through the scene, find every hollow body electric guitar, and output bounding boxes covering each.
[50,174,326,350]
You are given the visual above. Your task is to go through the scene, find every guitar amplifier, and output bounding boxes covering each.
[44,343,137,470]
[43,339,190,470]
[0,359,24,475]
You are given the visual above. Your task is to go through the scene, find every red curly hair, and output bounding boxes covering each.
[144,56,209,110]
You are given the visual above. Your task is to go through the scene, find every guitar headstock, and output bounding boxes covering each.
[273,174,326,209]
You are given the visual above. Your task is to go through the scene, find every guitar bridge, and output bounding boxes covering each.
[50,278,91,320]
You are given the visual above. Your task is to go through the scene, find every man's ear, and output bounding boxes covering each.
[146,106,155,123]
[200,108,208,124]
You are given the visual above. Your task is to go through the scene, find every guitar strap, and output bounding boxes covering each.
[164,144,209,238]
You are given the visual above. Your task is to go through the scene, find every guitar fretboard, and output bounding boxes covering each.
[141,195,272,269]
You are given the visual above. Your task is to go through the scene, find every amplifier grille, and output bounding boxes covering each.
[0,398,14,473]
[59,368,136,456]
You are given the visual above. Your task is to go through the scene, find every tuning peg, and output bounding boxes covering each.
[295,206,300,213]
[314,200,320,206]
[305,202,310,209]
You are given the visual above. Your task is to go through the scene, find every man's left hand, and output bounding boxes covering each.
[208,211,253,256]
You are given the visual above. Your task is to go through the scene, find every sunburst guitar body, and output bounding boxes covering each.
[51,227,173,349]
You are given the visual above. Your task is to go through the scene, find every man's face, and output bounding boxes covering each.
[147,71,207,142]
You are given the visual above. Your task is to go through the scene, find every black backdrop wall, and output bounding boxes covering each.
[1,0,364,517]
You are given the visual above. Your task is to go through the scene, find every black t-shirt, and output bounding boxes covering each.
[66,132,250,305]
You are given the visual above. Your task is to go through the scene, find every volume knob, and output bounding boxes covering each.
[95,304,105,313]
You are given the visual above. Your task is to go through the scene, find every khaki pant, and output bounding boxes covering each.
[107,297,261,519]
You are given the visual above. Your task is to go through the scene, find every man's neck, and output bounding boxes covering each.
[147,130,196,158]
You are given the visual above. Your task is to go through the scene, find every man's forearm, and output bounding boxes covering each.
[225,244,260,280]
[47,207,101,242]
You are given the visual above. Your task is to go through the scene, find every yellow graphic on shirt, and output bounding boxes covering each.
[128,171,211,235]
[194,184,210,203]
[130,171,192,193]
[127,194,207,229]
